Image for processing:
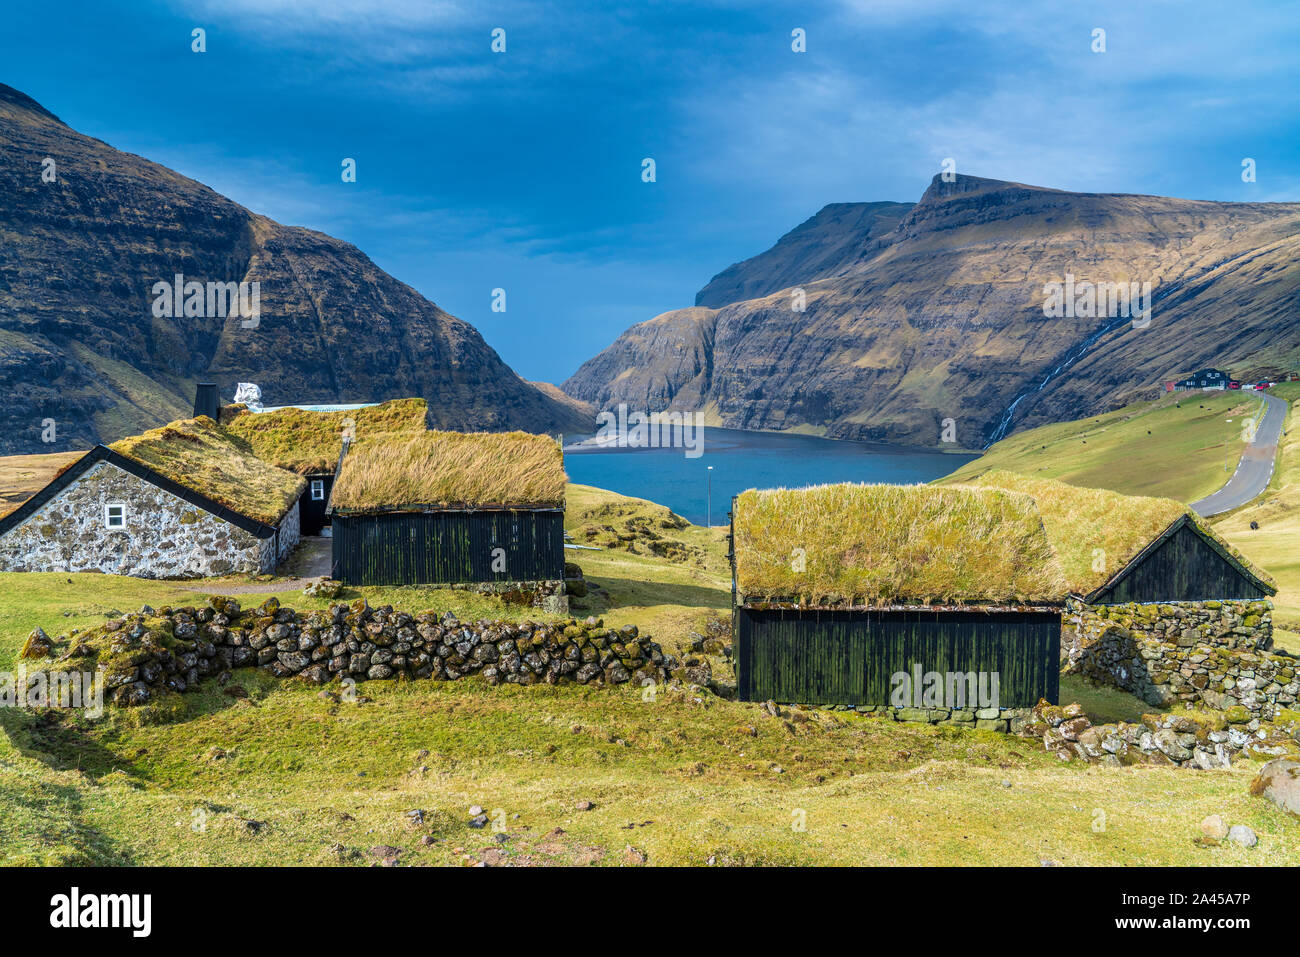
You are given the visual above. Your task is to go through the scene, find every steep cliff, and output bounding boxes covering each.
[565,175,1300,447]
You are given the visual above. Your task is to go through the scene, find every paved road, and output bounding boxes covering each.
[1192,392,1289,517]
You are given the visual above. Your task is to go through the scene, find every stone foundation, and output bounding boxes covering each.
[444,579,567,615]
[819,703,1033,733]
[1067,598,1296,720]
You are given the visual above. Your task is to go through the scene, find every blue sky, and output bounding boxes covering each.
[4,0,1298,382]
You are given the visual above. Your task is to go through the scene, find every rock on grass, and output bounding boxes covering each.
[1249,758,1300,817]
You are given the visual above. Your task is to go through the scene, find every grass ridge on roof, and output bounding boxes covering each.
[222,398,428,475]
[733,482,1066,607]
[967,470,1276,594]
[110,417,305,526]
[330,430,566,512]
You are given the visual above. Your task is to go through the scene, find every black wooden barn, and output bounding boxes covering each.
[728,484,1067,710]
[327,431,567,587]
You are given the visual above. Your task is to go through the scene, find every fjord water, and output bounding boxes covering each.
[563,427,977,526]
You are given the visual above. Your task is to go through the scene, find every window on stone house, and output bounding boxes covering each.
[311,479,325,501]
[104,503,126,529]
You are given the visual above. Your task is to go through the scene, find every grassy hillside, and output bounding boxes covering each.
[1,483,1296,866]
[0,450,82,518]
[942,390,1264,502]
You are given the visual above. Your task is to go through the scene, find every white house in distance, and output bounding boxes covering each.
[0,416,303,578]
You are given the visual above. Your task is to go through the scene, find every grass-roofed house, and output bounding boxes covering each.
[729,483,1067,729]
[327,430,568,607]
[0,417,305,578]
[967,472,1288,717]
[222,397,429,535]
[967,472,1276,605]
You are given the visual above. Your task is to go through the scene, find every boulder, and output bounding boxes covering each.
[19,627,53,658]
[303,577,344,598]
[1249,758,1300,817]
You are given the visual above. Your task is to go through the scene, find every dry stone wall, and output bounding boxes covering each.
[28,597,677,708]
[1065,599,1295,720]
[0,460,275,578]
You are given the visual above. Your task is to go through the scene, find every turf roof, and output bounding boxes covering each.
[732,482,1066,607]
[221,398,428,475]
[330,430,566,512]
[110,417,305,526]
[967,470,1276,596]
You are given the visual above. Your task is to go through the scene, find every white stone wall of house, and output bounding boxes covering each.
[0,460,265,578]
[274,500,301,566]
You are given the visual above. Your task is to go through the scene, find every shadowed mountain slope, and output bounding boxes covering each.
[0,83,590,454]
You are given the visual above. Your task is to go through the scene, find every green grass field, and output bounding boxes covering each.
[1,483,1296,866]
[943,390,1264,502]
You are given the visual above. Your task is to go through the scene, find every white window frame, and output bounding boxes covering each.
[310,479,326,501]
[104,503,126,530]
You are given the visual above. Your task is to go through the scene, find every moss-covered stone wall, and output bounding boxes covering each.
[1066,598,1296,719]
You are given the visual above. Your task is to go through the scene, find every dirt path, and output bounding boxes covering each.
[181,536,333,595]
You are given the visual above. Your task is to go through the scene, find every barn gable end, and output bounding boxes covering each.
[1086,514,1274,604]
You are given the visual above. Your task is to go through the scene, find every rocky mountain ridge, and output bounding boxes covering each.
[0,83,590,455]
[565,175,1300,448]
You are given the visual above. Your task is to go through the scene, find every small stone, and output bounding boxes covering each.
[368,844,401,864]
[623,846,648,865]
[576,800,595,811]
[1226,824,1257,848]
[1198,814,1229,845]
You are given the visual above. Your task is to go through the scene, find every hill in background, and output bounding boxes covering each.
[0,84,591,455]
[565,175,1300,448]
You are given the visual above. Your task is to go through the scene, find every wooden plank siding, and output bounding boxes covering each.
[736,607,1060,708]
[331,509,565,586]
[1089,519,1270,604]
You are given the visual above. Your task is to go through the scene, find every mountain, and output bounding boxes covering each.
[565,175,1300,448]
[695,201,912,308]
[0,84,590,455]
